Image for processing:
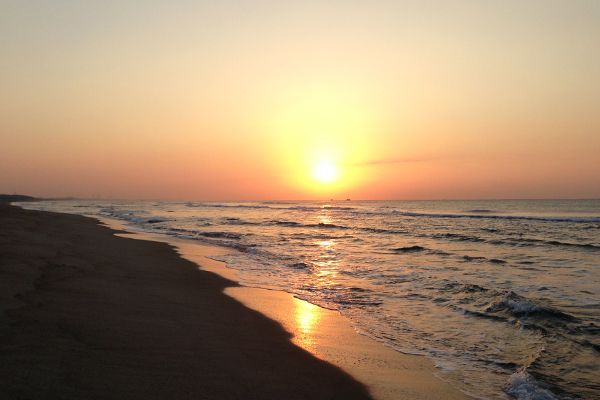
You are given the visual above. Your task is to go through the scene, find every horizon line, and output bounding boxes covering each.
[8,195,600,203]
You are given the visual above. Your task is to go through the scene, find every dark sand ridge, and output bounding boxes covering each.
[0,204,372,399]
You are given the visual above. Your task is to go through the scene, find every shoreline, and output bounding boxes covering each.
[99,216,470,400]
[1,204,468,399]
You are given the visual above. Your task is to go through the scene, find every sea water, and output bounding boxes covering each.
[20,199,600,399]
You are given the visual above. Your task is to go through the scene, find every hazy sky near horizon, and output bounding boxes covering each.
[1,1,599,200]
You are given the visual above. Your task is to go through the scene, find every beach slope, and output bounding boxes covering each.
[0,204,372,400]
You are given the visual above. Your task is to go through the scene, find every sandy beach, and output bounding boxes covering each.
[3,1,600,398]
[0,203,472,400]
[0,204,375,399]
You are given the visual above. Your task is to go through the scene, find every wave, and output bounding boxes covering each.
[101,205,600,259]
[287,262,312,270]
[423,231,599,252]
[505,370,559,400]
[390,210,600,223]
[185,202,270,209]
[393,245,426,253]
[460,309,509,322]
[246,217,599,252]
[462,255,487,262]
[485,291,576,321]
[432,232,486,242]
[267,220,350,230]
[222,217,258,225]
[462,255,507,264]
[545,240,600,250]
[444,285,579,328]
[268,220,301,227]
[181,201,600,225]
[197,231,243,239]
[390,245,456,256]
[362,227,406,234]
[311,222,349,229]
[508,237,600,251]
[426,232,599,251]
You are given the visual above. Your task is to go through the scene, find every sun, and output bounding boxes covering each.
[313,160,339,183]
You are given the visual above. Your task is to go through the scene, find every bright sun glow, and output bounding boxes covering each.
[313,160,339,183]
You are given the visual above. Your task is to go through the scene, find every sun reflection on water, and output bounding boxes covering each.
[316,239,335,249]
[319,214,333,225]
[290,208,339,350]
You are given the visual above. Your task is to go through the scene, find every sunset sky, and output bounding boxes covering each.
[1,1,599,200]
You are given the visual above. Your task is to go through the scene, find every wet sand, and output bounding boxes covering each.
[0,203,469,400]
[106,220,469,400]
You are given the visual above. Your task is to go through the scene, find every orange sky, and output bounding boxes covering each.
[1,1,599,200]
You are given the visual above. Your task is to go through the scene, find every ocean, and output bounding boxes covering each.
[19,199,600,400]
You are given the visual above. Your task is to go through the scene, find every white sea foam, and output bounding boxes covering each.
[505,371,558,400]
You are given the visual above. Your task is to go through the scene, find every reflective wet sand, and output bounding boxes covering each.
[107,218,469,400]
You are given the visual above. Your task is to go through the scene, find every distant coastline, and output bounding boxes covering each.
[0,194,81,203]
[0,194,37,202]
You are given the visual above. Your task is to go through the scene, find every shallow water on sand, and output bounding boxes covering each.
[20,199,600,400]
